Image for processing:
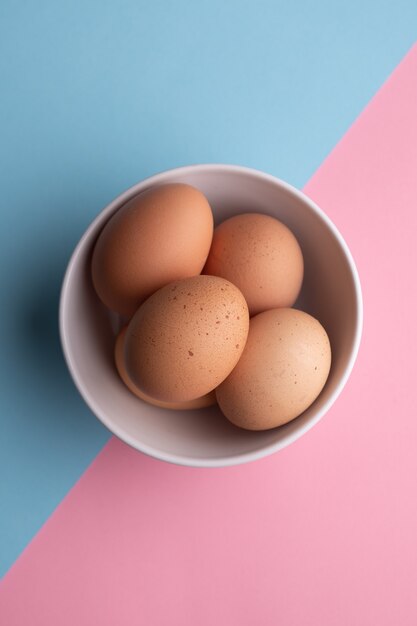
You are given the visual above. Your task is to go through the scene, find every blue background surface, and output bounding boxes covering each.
[0,0,415,576]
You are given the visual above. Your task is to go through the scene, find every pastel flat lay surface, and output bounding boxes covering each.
[1,1,417,623]
[1,2,416,576]
[2,35,417,624]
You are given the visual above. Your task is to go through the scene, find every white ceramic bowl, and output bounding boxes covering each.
[60,164,362,467]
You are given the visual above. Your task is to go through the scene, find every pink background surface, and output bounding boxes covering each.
[2,45,417,625]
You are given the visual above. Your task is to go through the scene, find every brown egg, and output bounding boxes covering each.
[125,275,249,403]
[216,308,331,430]
[114,327,216,410]
[92,183,214,317]
[203,213,303,316]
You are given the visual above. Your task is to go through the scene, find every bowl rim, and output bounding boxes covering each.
[59,163,363,468]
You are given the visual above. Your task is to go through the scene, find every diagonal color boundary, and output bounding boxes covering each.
[1,43,417,626]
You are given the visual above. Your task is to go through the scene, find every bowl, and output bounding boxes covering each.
[60,164,363,467]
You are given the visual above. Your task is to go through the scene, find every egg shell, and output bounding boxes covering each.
[125,275,249,403]
[114,327,216,410]
[216,308,331,430]
[203,212,303,316]
[92,183,214,317]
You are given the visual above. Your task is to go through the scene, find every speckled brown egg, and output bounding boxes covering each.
[124,275,249,402]
[216,308,331,430]
[92,183,214,317]
[115,327,216,409]
[203,213,303,316]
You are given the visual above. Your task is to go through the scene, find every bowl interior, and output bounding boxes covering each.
[61,166,361,466]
